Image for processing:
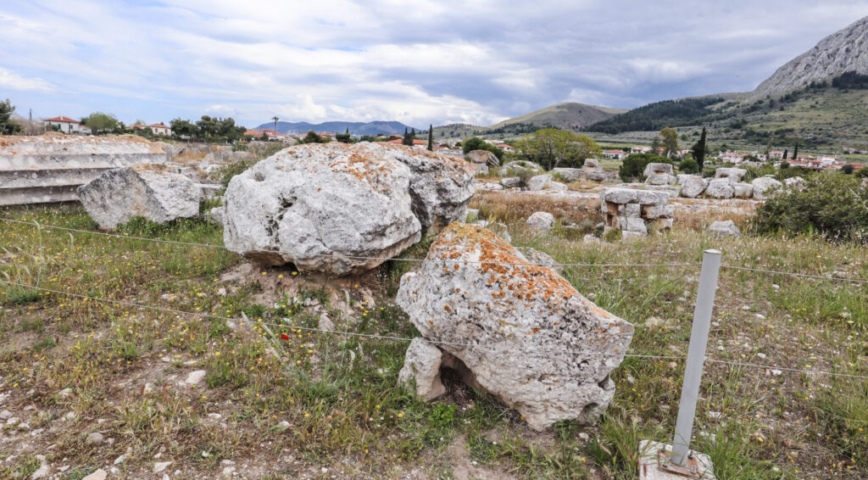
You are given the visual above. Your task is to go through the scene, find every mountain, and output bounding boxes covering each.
[257,120,420,136]
[488,102,626,131]
[753,16,868,99]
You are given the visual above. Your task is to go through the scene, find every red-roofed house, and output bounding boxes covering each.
[387,138,427,148]
[44,116,90,134]
[148,123,172,136]
[496,143,514,153]
[604,149,627,160]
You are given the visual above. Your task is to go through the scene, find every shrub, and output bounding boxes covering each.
[842,164,854,175]
[754,174,868,243]
[462,137,503,163]
[780,161,790,169]
[678,159,698,174]
[618,153,672,182]
[857,168,868,178]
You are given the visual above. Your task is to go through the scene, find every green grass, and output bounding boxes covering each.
[0,203,866,478]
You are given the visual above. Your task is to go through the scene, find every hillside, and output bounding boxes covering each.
[753,15,868,99]
[258,120,419,136]
[433,102,625,140]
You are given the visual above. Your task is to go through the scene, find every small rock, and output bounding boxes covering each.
[276,420,291,432]
[222,466,236,476]
[154,461,172,473]
[113,454,126,465]
[0,410,11,420]
[185,370,207,386]
[31,455,50,479]
[85,432,104,445]
[57,388,73,399]
[644,317,665,328]
[82,468,108,480]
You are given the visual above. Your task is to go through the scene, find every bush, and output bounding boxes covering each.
[678,159,698,174]
[618,153,673,182]
[462,137,503,163]
[754,174,868,243]
[857,168,868,178]
[842,164,854,175]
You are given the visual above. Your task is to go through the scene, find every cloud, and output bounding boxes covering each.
[1,0,867,126]
[0,67,55,92]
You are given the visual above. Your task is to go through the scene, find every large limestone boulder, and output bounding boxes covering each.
[784,176,807,190]
[499,161,544,177]
[552,168,583,182]
[705,178,735,199]
[396,223,634,430]
[526,211,555,231]
[467,150,500,167]
[707,220,741,236]
[78,166,202,230]
[732,183,754,198]
[751,176,783,200]
[643,163,676,185]
[714,168,746,184]
[223,143,473,275]
[677,175,708,198]
[527,174,568,192]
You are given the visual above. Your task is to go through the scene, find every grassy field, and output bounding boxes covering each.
[1,198,867,479]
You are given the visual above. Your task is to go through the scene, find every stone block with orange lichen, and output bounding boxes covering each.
[396,222,634,431]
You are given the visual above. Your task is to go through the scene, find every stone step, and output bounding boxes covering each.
[0,184,80,206]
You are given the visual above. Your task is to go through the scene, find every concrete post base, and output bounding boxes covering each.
[638,440,716,480]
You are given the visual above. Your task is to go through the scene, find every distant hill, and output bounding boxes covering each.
[432,102,625,139]
[752,15,868,99]
[258,120,420,136]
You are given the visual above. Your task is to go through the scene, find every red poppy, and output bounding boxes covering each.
[280,333,289,341]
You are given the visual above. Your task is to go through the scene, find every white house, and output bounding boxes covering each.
[604,149,627,160]
[630,146,651,154]
[44,116,90,134]
[148,123,172,136]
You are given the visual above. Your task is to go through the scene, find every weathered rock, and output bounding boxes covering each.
[520,247,563,272]
[583,158,599,171]
[645,173,677,185]
[398,338,447,401]
[714,168,746,184]
[677,175,708,198]
[82,468,108,480]
[552,168,583,182]
[476,182,503,191]
[223,143,473,275]
[499,161,544,176]
[732,182,754,198]
[527,174,567,191]
[85,432,104,445]
[707,220,741,236]
[185,370,207,386]
[526,212,555,231]
[751,176,783,200]
[31,455,49,479]
[396,223,633,430]
[705,178,735,199]
[500,177,522,188]
[206,206,224,225]
[470,163,489,175]
[467,150,500,167]
[78,166,202,230]
[476,220,511,242]
[643,163,674,178]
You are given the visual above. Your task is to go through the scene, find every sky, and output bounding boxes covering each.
[2,0,868,129]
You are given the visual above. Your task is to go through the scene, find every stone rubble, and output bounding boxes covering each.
[600,188,673,238]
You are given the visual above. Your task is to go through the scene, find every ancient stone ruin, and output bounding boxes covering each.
[0,133,172,206]
[466,149,499,175]
[600,187,673,238]
[78,166,202,230]
[222,142,475,276]
[397,223,633,430]
[643,163,677,185]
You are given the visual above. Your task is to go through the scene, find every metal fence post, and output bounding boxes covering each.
[670,249,721,466]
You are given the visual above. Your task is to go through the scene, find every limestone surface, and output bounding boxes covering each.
[705,178,735,199]
[714,168,747,184]
[467,150,500,167]
[527,174,567,191]
[677,174,708,198]
[78,166,202,230]
[751,176,783,200]
[526,211,555,231]
[707,220,741,236]
[396,223,633,430]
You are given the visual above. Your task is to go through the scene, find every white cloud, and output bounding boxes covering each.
[0,67,55,92]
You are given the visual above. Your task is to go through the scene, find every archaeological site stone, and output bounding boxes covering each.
[643,163,677,186]
[467,150,500,167]
[705,178,735,199]
[527,174,568,192]
[0,133,172,206]
[223,143,474,275]
[676,174,708,198]
[499,161,544,177]
[707,220,741,236]
[714,168,747,184]
[396,223,633,430]
[751,176,783,200]
[78,166,202,230]
[600,188,672,237]
[526,211,555,231]
[552,167,583,182]
[733,182,754,198]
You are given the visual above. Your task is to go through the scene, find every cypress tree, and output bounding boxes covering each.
[782,148,788,160]
[792,144,799,160]
[692,127,707,173]
[427,124,433,151]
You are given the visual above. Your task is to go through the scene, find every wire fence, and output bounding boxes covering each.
[3,216,868,283]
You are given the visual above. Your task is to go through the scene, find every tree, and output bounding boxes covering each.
[780,161,790,169]
[170,118,198,139]
[0,99,23,134]
[619,153,673,182]
[842,164,854,174]
[691,127,707,173]
[427,124,433,151]
[650,135,661,155]
[299,130,325,144]
[335,128,351,143]
[81,112,118,134]
[659,127,680,158]
[792,144,799,160]
[272,116,279,134]
[782,148,788,161]
[678,159,699,174]
[520,129,600,170]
